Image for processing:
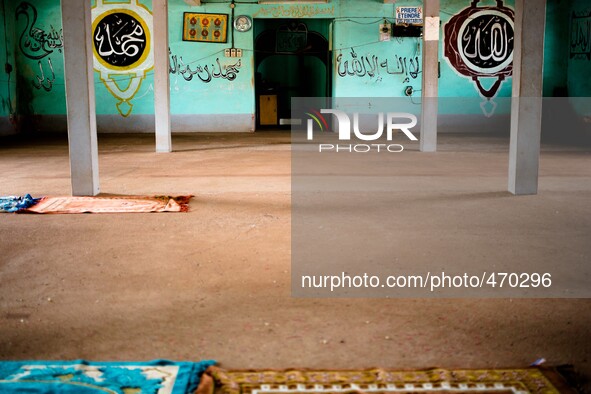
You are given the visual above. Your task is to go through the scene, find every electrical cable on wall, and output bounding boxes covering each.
[230,0,235,49]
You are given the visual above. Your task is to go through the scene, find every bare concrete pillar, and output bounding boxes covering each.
[420,0,440,152]
[508,0,547,195]
[153,0,172,153]
[61,0,99,196]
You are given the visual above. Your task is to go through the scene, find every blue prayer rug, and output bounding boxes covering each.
[0,194,40,212]
[0,359,216,394]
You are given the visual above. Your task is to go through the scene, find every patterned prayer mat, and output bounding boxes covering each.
[204,367,575,394]
[23,195,193,214]
[0,359,215,394]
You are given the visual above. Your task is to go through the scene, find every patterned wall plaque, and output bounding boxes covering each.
[183,12,228,43]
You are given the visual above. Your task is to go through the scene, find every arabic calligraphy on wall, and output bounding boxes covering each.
[458,12,513,74]
[16,2,63,60]
[253,5,334,19]
[33,59,55,92]
[336,49,420,83]
[16,2,63,92]
[169,51,242,83]
[570,9,591,60]
[444,1,514,100]
[93,11,149,69]
[92,0,153,117]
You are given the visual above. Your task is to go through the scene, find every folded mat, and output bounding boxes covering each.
[0,359,216,394]
[23,195,192,214]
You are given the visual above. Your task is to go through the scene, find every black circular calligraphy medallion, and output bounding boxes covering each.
[459,13,514,72]
[93,11,147,68]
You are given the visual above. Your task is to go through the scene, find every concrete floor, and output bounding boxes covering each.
[0,132,590,388]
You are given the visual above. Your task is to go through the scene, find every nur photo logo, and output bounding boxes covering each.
[306,109,418,153]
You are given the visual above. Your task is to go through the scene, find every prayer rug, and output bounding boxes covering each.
[0,194,40,212]
[0,359,215,394]
[204,367,576,394]
[24,195,192,214]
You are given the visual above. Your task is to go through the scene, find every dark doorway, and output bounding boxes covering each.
[254,19,331,129]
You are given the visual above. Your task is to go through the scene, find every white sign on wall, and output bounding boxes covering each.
[424,16,440,40]
[396,6,423,25]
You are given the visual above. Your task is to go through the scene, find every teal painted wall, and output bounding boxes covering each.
[12,0,66,116]
[567,0,591,117]
[440,0,513,99]
[568,0,591,97]
[0,0,588,133]
[332,0,423,99]
[439,0,514,117]
[543,0,571,97]
[92,0,154,117]
[0,0,12,119]
[168,1,253,117]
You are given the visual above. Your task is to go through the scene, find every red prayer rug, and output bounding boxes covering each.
[23,195,192,214]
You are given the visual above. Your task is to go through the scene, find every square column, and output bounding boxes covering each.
[153,0,172,153]
[508,0,547,195]
[61,0,99,196]
[420,0,440,152]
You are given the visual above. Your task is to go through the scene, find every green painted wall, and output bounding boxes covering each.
[332,0,423,99]
[92,0,154,117]
[0,0,11,118]
[12,0,66,116]
[568,0,591,97]
[544,0,571,97]
[167,0,253,117]
[567,0,591,117]
[0,0,588,133]
[440,0,513,99]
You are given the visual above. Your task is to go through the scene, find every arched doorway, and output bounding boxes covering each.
[254,19,331,129]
